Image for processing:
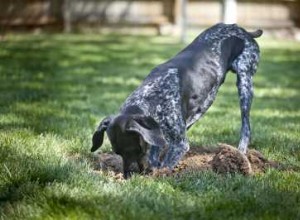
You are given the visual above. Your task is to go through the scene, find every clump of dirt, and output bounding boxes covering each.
[152,146,217,177]
[211,144,252,175]
[92,153,123,173]
[91,144,281,179]
[246,149,281,172]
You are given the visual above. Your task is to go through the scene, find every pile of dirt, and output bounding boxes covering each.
[93,153,123,173]
[211,144,252,175]
[246,149,281,173]
[91,144,281,179]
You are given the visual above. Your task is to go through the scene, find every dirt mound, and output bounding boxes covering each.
[91,144,280,179]
[212,144,252,175]
[246,149,281,172]
[93,153,123,173]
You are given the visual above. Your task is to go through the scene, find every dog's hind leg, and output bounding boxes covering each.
[236,70,253,154]
[232,41,260,154]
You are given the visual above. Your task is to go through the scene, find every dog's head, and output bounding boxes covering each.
[91,114,167,168]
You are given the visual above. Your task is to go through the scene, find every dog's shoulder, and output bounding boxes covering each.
[121,68,186,142]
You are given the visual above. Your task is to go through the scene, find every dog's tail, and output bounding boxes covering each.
[247,29,263,38]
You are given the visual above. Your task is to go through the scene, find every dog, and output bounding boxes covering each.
[91,23,262,178]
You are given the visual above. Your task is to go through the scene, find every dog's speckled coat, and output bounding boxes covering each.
[92,23,262,173]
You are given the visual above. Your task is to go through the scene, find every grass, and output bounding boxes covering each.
[0,32,299,219]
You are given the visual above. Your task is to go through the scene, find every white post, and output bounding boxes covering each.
[175,0,187,43]
[63,0,72,33]
[222,0,237,24]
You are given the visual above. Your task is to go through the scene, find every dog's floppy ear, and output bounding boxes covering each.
[91,116,112,152]
[126,116,167,148]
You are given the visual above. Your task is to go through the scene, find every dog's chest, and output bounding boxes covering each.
[121,68,185,142]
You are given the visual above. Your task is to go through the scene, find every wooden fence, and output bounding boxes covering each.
[0,0,299,33]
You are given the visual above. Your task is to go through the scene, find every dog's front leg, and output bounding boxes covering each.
[160,140,189,169]
[236,71,253,154]
[123,158,132,179]
[148,145,162,168]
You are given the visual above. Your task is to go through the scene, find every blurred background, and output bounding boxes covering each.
[1,0,300,41]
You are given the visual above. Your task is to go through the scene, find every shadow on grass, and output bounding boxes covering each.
[164,172,300,219]
[0,34,183,138]
[14,171,298,219]
[0,146,73,207]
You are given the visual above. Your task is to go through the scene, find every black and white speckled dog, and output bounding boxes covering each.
[91,23,262,178]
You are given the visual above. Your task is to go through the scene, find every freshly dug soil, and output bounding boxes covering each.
[211,144,252,175]
[91,144,280,179]
[93,153,123,173]
[246,149,281,172]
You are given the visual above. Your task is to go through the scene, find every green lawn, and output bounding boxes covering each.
[0,33,299,219]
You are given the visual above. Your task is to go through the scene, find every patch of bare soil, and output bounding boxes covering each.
[91,144,281,179]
